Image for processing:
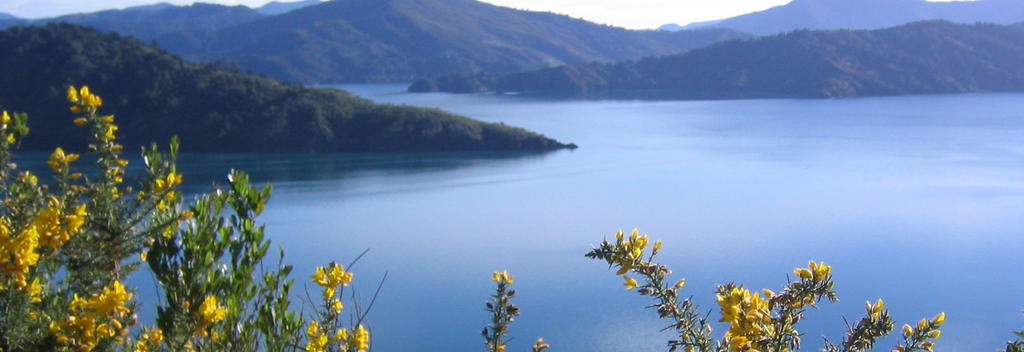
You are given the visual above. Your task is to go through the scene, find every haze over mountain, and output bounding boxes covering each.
[151,0,749,83]
[412,21,1024,100]
[661,0,1024,35]
[0,0,324,39]
[256,0,323,15]
[0,24,572,152]
[41,3,264,40]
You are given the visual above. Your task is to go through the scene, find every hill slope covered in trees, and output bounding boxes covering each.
[0,24,572,152]
[152,0,748,83]
[411,21,1024,99]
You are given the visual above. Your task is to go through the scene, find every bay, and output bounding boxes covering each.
[136,85,1024,351]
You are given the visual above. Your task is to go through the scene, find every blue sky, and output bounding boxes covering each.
[0,0,972,29]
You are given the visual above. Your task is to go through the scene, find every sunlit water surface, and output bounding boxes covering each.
[55,85,1024,351]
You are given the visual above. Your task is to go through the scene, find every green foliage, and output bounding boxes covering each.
[414,21,1024,99]
[0,24,573,153]
[0,86,344,352]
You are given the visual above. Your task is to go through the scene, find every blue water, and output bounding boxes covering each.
[134,86,1024,351]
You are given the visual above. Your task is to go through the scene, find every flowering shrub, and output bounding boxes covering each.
[584,229,1021,352]
[0,86,1020,352]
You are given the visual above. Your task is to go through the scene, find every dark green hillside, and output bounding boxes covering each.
[0,24,572,152]
[412,21,1024,99]
[156,0,748,83]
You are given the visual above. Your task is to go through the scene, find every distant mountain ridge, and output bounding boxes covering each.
[662,0,1024,35]
[152,0,749,83]
[0,24,573,152]
[0,0,325,39]
[411,21,1024,100]
[44,3,264,40]
[257,0,324,15]
[0,0,748,84]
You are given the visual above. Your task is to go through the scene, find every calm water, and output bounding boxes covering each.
[139,85,1024,351]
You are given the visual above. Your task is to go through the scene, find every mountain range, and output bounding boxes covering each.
[662,0,1024,35]
[153,0,748,83]
[0,0,749,84]
[0,24,572,152]
[411,21,1024,99]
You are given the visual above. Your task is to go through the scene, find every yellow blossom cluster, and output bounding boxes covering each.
[133,328,164,352]
[196,295,228,336]
[0,199,86,289]
[312,263,353,301]
[154,173,183,193]
[1,111,17,144]
[492,270,514,285]
[47,147,79,173]
[896,312,946,352]
[609,229,652,290]
[304,320,369,352]
[67,86,103,112]
[717,286,775,352]
[50,281,133,350]
[793,260,831,283]
[865,299,885,320]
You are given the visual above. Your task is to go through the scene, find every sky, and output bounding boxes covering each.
[0,0,972,30]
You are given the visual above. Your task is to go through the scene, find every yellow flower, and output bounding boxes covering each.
[928,330,942,338]
[312,263,354,288]
[623,276,638,290]
[932,312,946,325]
[305,320,321,339]
[793,268,812,280]
[675,278,687,290]
[333,327,349,341]
[142,328,163,344]
[865,298,884,319]
[73,117,88,126]
[352,324,370,352]
[809,260,832,281]
[66,86,79,103]
[331,298,343,314]
[27,278,44,302]
[1,110,9,124]
[491,270,513,285]
[47,147,80,172]
[653,240,663,252]
[902,324,913,336]
[198,296,227,325]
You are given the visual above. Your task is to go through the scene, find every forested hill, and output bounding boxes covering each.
[411,21,1024,99]
[0,24,573,153]
[153,0,748,83]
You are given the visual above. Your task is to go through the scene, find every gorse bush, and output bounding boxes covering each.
[0,86,1020,352]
